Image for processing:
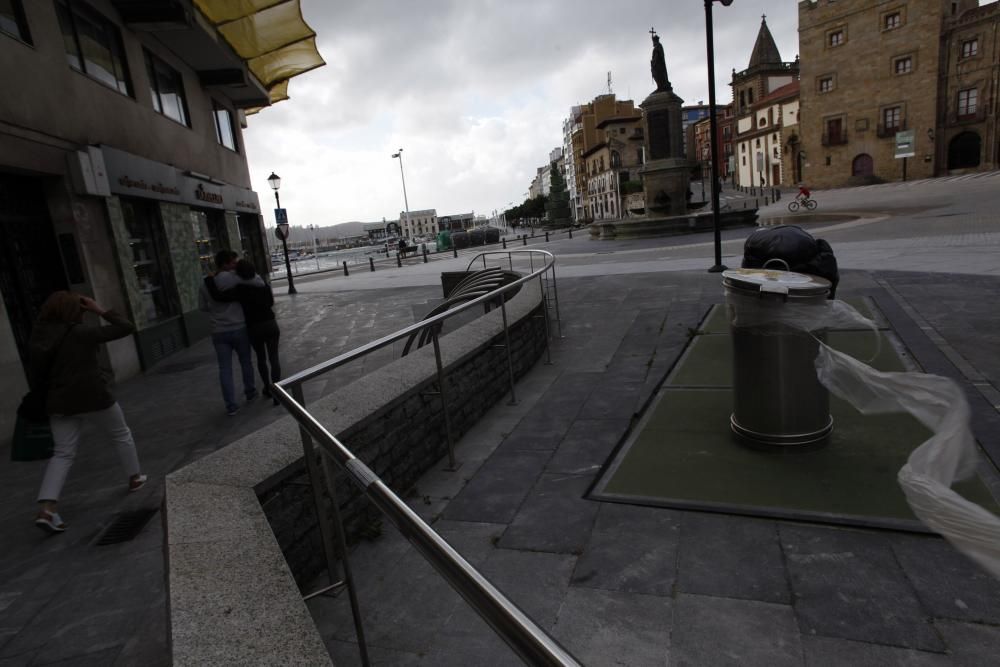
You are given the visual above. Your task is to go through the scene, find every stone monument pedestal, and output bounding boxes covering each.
[640,89,689,218]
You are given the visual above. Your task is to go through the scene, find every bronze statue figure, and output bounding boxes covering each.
[651,33,669,92]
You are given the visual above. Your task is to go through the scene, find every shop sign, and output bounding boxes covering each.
[894,130,916,159]
[100,145,261,213]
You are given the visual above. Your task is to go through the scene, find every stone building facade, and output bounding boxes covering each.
[938,2,1000,172]
[798,0,982,188]
[731,17,801,188]
[582,113,645,220]
[400,208,438,240]
[563,94,643,222]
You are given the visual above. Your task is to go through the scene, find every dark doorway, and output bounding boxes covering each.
[851,153,874,177]
[0,174,69,368]
[947,131,981,170]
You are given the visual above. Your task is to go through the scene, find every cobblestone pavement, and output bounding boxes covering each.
[1,173,998,665]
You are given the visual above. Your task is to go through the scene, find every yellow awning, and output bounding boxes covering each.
[193,0,324,113]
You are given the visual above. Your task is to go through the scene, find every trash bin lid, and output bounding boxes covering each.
[723,268,830,297]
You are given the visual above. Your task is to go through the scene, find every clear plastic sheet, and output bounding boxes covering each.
[727,293,1000,578]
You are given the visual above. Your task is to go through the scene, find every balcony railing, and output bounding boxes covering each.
[950,107,987,124]
[821,131,848,146]
[876,120,907,138]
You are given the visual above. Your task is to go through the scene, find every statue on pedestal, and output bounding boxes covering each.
[650,30,669,92]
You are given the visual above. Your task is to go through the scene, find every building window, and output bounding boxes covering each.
[957,88,977,118]
[212,100,237,151]
[828,29,845,47]
[884,12,901,30]
[0,0,31,43]
[893,56,912,74]
[960,38,978,58]
[883,106,901,131]
[145,50,190,127]
[55,0,132,95]
[819,76,833,93]
[823,117,846,145]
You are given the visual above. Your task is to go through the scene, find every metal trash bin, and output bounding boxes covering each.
[723,268,833,446]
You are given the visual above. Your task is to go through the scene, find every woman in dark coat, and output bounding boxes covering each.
[204,260,282,404]
[30,291,146,534]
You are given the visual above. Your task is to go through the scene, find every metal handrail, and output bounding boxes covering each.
[274,248,580,666]
[281,249,557,387]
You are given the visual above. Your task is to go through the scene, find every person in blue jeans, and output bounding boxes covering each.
[199,250,256,415]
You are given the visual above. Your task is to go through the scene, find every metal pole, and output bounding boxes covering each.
[395,149,412,245]
[538,275,552,365]
[431,329,457,470]
[276,190,297,294]
[705,0,727,273]
[369,256,375,272]
[500,299,518,405]
[343,261,349,276]
[311,225,319,271]
[280,235,297,294]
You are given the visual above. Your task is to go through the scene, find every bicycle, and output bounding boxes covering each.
[787,195,818,212]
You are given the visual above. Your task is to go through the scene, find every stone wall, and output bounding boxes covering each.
[261,298,549,585]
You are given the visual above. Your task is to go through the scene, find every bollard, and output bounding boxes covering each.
[422,244,428,263]
[755,198,759,208]
[522,235,527,246]
[452,246,457,258]
[502,238,507,249]
[396,252,402,268]
[342,261,349,276]
[545,231,549,242]
[568,227,573,239]
[369,256,375,272]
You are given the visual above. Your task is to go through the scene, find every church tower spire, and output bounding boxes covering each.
[748,15,783,69]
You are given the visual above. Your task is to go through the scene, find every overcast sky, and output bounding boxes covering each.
[242,1,799,229]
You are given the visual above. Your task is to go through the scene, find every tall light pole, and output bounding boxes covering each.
[309,223,320,270]
[391,149,411,242]
[705,0,733,273]
[267,171,296,294]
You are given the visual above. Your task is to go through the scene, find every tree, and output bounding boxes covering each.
[545,161,572,228]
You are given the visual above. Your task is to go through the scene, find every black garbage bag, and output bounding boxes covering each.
[742,225,839,298]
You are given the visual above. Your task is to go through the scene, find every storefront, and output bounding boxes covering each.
[100,146,264,368]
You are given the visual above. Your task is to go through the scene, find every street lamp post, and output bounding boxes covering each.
[705,0,733,273]
[391,149,411,242]
[267,171,296,294]
[309,224,320,270]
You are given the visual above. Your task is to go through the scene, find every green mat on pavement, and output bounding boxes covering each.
[593,303,1000,531]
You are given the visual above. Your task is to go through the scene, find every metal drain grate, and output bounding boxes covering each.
[94,508,159,546]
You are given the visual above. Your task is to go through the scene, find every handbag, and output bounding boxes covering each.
[10,323,73,462]
[10,413,55,462]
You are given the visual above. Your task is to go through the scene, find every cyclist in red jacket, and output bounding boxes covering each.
[798,185,811,201]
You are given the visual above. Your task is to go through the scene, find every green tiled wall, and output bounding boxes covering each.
[160,202,202,313]
[104,196,147,329]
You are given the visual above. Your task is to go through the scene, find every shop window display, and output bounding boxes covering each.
[121,199,177,322]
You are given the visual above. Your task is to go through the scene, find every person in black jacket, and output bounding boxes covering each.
[30,291,146,534]
[203,260,282,405]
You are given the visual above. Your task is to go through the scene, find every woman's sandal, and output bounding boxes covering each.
[35,510,66,534]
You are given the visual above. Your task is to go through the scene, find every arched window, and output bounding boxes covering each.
[851,153,873,177]
[611,151,621,168]
[947,131,981,170]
